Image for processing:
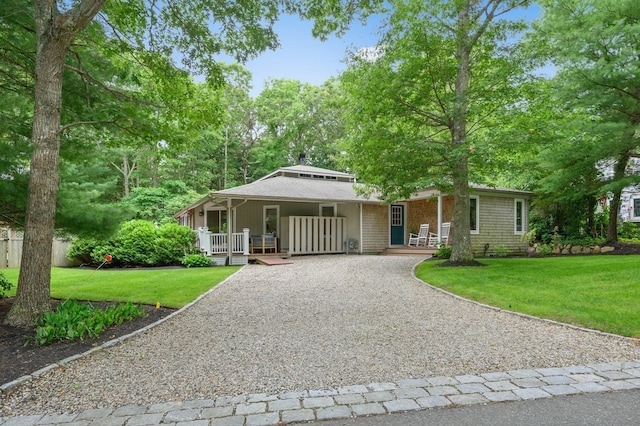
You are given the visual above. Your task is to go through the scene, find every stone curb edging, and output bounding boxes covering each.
[1,361,640,425]
[0,265,248,394]
[410,259,640,345]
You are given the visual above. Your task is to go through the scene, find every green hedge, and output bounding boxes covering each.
[67,220,198,267]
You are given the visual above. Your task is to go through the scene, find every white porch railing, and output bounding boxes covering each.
[288,216,345,255]
[197,227,250,255]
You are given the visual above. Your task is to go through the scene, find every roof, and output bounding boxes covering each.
[259,165,355,182]
[211,175,379,204]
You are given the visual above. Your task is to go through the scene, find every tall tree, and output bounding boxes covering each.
[4,0,382,326]
[531,0,640,241]
[342,0,531,263]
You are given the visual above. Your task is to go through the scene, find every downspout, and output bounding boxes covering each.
[437,194,443,244]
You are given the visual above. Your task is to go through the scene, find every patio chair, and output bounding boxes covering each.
[428,222,451,247]
[408,224,429,247]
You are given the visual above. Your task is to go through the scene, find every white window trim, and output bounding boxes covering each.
[470,196,479,235]
[514,198,525,235]
[632,198,640,220]
[263,205,280,235]
[319,203,337,217]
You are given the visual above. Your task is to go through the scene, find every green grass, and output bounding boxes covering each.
[415,256,640,338]
[1,266,240,308]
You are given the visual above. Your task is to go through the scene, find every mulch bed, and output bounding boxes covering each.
[0,298,175,385]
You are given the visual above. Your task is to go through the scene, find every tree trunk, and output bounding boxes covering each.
[607,153,630,242]
[5,0,106,327]
[449,4,474,263]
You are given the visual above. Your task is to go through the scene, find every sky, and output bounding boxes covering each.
[240,5,543,97]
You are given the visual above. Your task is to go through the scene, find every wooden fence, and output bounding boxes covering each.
[0,228,72,269]
[288,216,346,255]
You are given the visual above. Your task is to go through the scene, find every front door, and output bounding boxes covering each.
[390,204,405,245]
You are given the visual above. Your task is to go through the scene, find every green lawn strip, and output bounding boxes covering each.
[1,266,240,308]
[415,256,640,338]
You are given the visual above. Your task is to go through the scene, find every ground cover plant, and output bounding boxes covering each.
[1,266,240,308]
[0,265,240,384]
[415,256,640,338]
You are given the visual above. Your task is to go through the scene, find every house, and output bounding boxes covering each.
[174,165,532,264]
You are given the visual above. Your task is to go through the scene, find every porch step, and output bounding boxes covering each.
[382,247,436,256]
[252,255,293,266]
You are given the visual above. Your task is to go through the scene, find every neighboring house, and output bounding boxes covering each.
[174,165,531,263]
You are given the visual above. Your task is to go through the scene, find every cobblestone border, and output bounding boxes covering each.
[1,361,639,425]
[0,266,248,394]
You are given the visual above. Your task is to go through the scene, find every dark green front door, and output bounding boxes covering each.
[390,204,405,245]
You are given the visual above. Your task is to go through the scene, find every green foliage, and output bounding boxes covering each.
[619,222,640,241]
[33,300,145,345]
[66,220,197,267]
[494,244,509,257]
[0,272,13,299]
[182,253,213,268]
[433,245,452,259]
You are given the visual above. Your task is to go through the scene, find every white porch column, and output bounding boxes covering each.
[226,198,233,265]
[437,194,443,243]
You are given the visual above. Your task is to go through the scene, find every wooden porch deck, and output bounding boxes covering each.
[382,246,437,256]
[248,252,293,266]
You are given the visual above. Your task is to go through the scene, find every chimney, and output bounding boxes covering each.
[299,153,306,165]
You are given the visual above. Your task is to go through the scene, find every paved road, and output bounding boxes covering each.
[318,389,640,426]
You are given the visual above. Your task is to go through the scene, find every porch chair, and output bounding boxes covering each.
[428,222,451,247]
[408,224,429,247]
[250,234,278,254]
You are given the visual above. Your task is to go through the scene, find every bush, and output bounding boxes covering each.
[182,253,212,268]
[67,220,198,267]
[619,221,640,241]
[494,244,509,257]
[434,245,452,259]
[66,237,101,264]
[33,300,146,345]
[0,272,13,298]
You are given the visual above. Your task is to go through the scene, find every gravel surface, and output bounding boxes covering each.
[1,255,639,416]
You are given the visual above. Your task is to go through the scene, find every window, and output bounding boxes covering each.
[634,199,640,218]
[206,210,227,233]
[514,199,525,235]
[470,196,479,234]
[391,205,403,226]
[264,205,279,235]
[319,204,337,217]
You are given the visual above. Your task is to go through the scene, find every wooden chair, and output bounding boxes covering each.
[428,222,451,247]
[251,234,278,254]
[408,224,429,247]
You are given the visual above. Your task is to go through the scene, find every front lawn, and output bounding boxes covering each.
[415,256,640,338]
[1,266,240,308]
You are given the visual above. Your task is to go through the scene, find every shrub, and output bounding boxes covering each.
[33,300,145,345]
[434,245,452,259]
[0,272,13,298]
[494,244,509,257]
[619,221,640,241]
[182,253,212,268]
[66,237,101,264]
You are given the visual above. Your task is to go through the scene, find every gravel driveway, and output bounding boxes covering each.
[1,255,639,415]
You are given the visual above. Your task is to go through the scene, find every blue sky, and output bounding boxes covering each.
[241,5,543,97]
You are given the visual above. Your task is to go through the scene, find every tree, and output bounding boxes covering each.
[4,0,382,326]
[341,0,531,263]
[531,0,640,242]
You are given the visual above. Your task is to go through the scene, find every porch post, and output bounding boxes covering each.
[437,194,443,244]
[226,198,232,265]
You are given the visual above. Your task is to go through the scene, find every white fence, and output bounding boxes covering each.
[0,228,72,269]
[288,216,346,255]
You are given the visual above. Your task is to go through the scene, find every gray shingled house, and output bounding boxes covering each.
[175,165,531,264]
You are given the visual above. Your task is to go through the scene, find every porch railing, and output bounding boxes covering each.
[197,227,250,255]
[288,216,345,255]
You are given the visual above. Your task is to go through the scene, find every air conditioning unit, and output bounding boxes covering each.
[345,238,358,254]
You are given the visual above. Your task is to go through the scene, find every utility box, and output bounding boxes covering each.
[345,238,358,254]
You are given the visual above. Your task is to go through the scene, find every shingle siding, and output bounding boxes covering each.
[362,204,388,253]
[470,194,529,257]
